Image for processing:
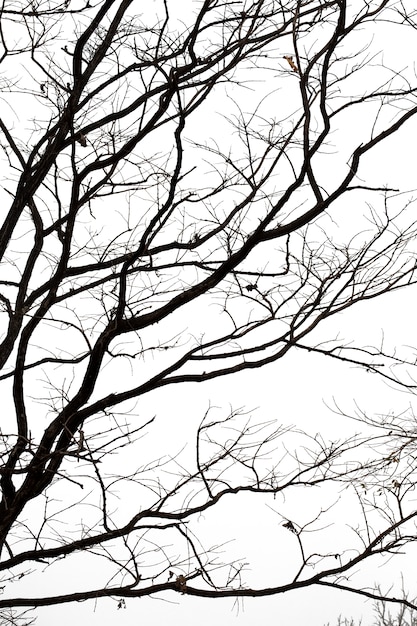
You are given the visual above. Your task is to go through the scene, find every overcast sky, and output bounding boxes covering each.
[2,1,417,625]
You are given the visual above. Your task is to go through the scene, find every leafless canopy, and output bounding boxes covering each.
[1,0,417,621]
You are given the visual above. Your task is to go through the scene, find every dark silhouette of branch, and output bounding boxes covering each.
[1,0,417,622]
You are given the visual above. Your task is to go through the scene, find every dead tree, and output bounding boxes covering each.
[1,0,417,621]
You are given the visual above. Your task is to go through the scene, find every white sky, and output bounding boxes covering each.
[2,1,417,625]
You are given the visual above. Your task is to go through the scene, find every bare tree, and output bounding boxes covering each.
[1,0,417,621]
[327,587,417,626]
[373,599,417,626]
